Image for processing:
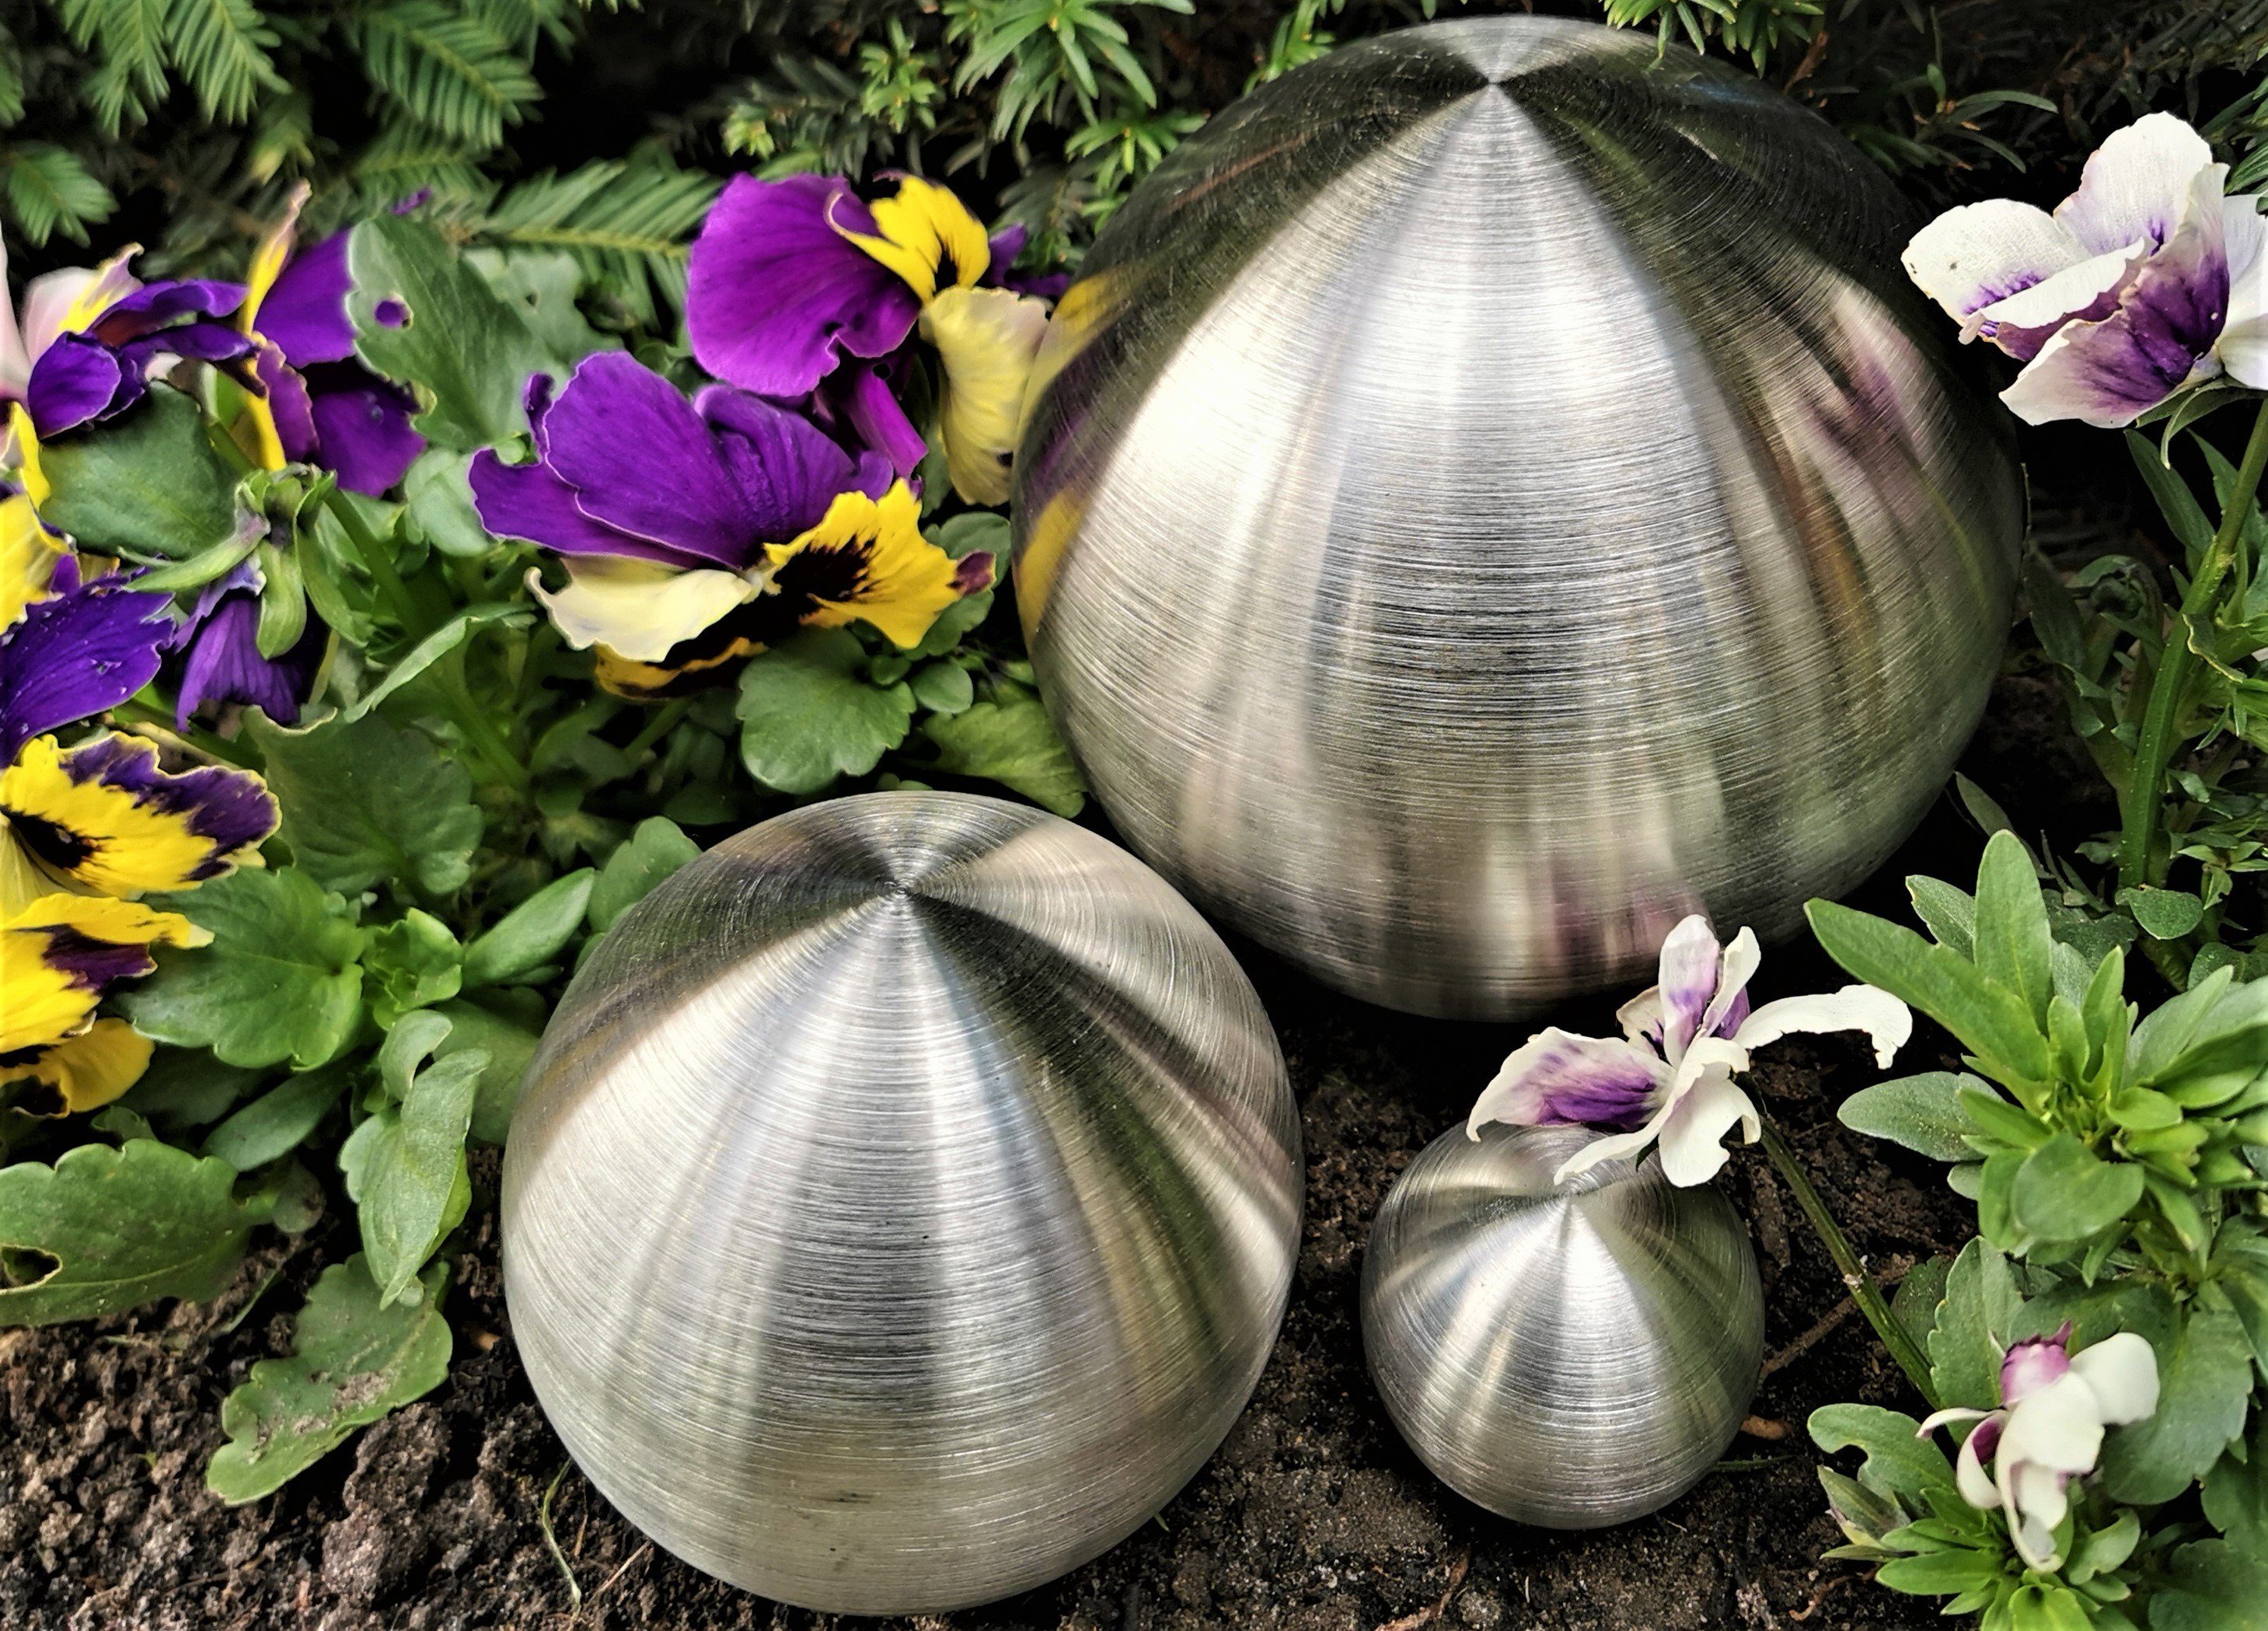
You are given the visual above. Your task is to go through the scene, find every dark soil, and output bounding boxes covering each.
[0,668,2103,1631]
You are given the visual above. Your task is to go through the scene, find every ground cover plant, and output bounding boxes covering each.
[2,2,2268,1629]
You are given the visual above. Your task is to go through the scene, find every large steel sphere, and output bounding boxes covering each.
[1361,1123,1764,1528]
[501,792,1303,1615]
[1013,15,2023,1018]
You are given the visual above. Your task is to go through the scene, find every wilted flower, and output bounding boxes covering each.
[237,194,424,494]
[1904,113,2266,428]
[0,556,277,1112]
[687,172,1052,504]
[166,557,330,727]
[1467,913,1910,1184]
[1918,1325,2160,1570]
[470,351,991,699]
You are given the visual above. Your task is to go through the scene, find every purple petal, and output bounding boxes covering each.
[1654,915,1724,1059]
[983,223,1029,283]
[118,320,257,368]
[33,927,156,992]
[84,278,245,343]
[256,232,357,365]
[256,344,320,463]
[0,571,174,758]
[2000,1323,2074,1406]
[835,360,929,478]
[693,384,862,541]
[686,174,921,397]
[169,571,325,727]
[468,449,693,566]
[541,352,769,568]
[1471,1029,1670,1135]
[305,368,424,495]
[24,336,126,437]
[56,732,277,872]
[1967,1413,2005,1468]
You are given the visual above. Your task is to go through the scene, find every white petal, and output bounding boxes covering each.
[1615,984,1664,1045]
[1465,1029,1670,1138]
[1698,926,1760,1042]
[1654,1067,1758,1187]
[2068,1331,2160,1426]
[2220,197,2268,388]
[1653,913,1722,1061]
[1969,240,2147,358]
[1998,1374,2107,1476]
[2009,1458,2074,1562]
[1903,199,2086,326]
[529,557,763,662]
[1917,1406,1991,1436]
[1953,1417,2002,1511]
[1732,984,1913,1068]
[2056,112,2217,256]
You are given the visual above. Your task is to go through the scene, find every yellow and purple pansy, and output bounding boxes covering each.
[470,351,993,700]
[0,555,277,1113]
[9,260,253,442]
[686,172,1054,505]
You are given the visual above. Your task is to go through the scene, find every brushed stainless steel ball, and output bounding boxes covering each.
[501,792,1303,1615]
[1360,1123,1764,1528]
[1013,15,2023,1019]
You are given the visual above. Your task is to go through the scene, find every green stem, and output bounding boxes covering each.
[1758,1113,1939,1410]
[110,697,253,769]
[622,697,692,763]
[323,487,424,638]
[2116,398,2268,892]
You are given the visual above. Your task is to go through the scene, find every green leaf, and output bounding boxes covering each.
[246,711,484,897]
[735,628,916,795]
[354,1,540,151]
[347,210,548,450]
[586,817,699,934]
[909,661,975,715]
[2010,1135,2145,1242]
[1875,1549,2000,1594]
[919,690,1087,816]
[340,1046,484,1304]
[0,141,117,246]
[205,1255,451,1503]
[35,384,239,557]
[402,449,498,558]
[122,868,368,1070]
[1907,876,1977,957]
[342,603,529,722]
[0,1140,266,1325]
[201,1061,352,1172]
[119,1050,267,1133]
[1806,900,2053,1086]
[2116,885,2206,941]
[1839,1072,1984,1161]
[1809,1403,1960,1509]
[363,908,465,1027]
[1893,1253,1953,1354]
[1973,831,2054,1026]
[1928,1238,2022,1411]
[462,869,593,986]
[435,1000,540,1144]
[2100,1303,2252,1504]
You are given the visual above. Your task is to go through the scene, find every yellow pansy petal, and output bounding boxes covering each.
[9,402,50,508]
[242,189,306,334]
[0,495,65,628]
[528,558,766,664]
[767,481,971,649]
[1,892,205,1056]
[56,247,141,335]
[591,640,764,701]
[0,734,278,902]
[832,175,992,302]
[0,1018,152,1116]
[922,285,1051,505]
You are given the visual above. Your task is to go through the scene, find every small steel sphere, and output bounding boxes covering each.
[1360,1123,1763,1528]
[501,792,1303,1615]
[1013,15,2023,1018]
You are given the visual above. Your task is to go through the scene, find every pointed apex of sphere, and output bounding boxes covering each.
[502,791,1302,1615]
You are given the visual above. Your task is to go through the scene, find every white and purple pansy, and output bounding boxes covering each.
[1903,112,2266,428]
[1917,1325,2160,1570]
[1467,914,1911,1186]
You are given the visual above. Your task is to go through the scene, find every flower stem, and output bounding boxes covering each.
[622,697,692,763]
[110,697,253,769]
[1757,1112,1939,1410]
[2116,396,2268,894]
[323,487,424,639]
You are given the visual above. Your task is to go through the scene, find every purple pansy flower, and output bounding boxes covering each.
[166,558,329,727]
[23,274,254,439]
[243,212,424,495]
[1467,914,1910,1186]
[1904,113,2268,428]
[0,554,172,761]
[1918,1325,2160,1570]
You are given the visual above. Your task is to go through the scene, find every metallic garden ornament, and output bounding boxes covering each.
[1013,16,2025,1018]
[501,792,1303,1614]
[1361,1123,1764,1528]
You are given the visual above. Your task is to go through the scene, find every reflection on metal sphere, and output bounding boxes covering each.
[1013,16,2022,1018]
[501,792,1303,1615]
[1361,1123,1764,1528]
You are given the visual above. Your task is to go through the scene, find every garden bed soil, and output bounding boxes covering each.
[0,670,2105,1631]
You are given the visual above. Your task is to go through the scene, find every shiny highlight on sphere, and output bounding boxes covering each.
[1361,1123,1764,1527]
[501,792,1304,1615]
[1013,16,2025,1018]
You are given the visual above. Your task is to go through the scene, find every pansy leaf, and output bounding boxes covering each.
[339,1043,484,1305]
[340,604,529,723]
[201,1060,354,1172]
[2116,885,2206,941]
[403,449,500,559]
[118,1050,268,1133]
[363,909,466,1028]
[1928,1238,2022,1412]
[1805,900,2053,1086]
[735,628,916,795]
[2009,1134,2144,1242]
[205,1255,451,1504]
[2099,1301,2252,1505]
[919,690,1087,816]
[462,869,593,987]
[906,587,993,660]
[1839,1072,1985,1161]
[1973,831,2054,1026]
[347,211,549,451]
[1893,1253,1953,1353]
[121,868,368,1070]
[1809,1403,1960,1510]
[1906,876,1977,957]
[36,383,241,558]
[587,817,699,934]
[0,1140,269,1326]
[246,711,483,897]
[434,999,541,1144]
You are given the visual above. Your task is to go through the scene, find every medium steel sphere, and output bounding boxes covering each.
[501,792,1303,1615]
[1360,1123,1764,1528]
[1013,15,2023,1018]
